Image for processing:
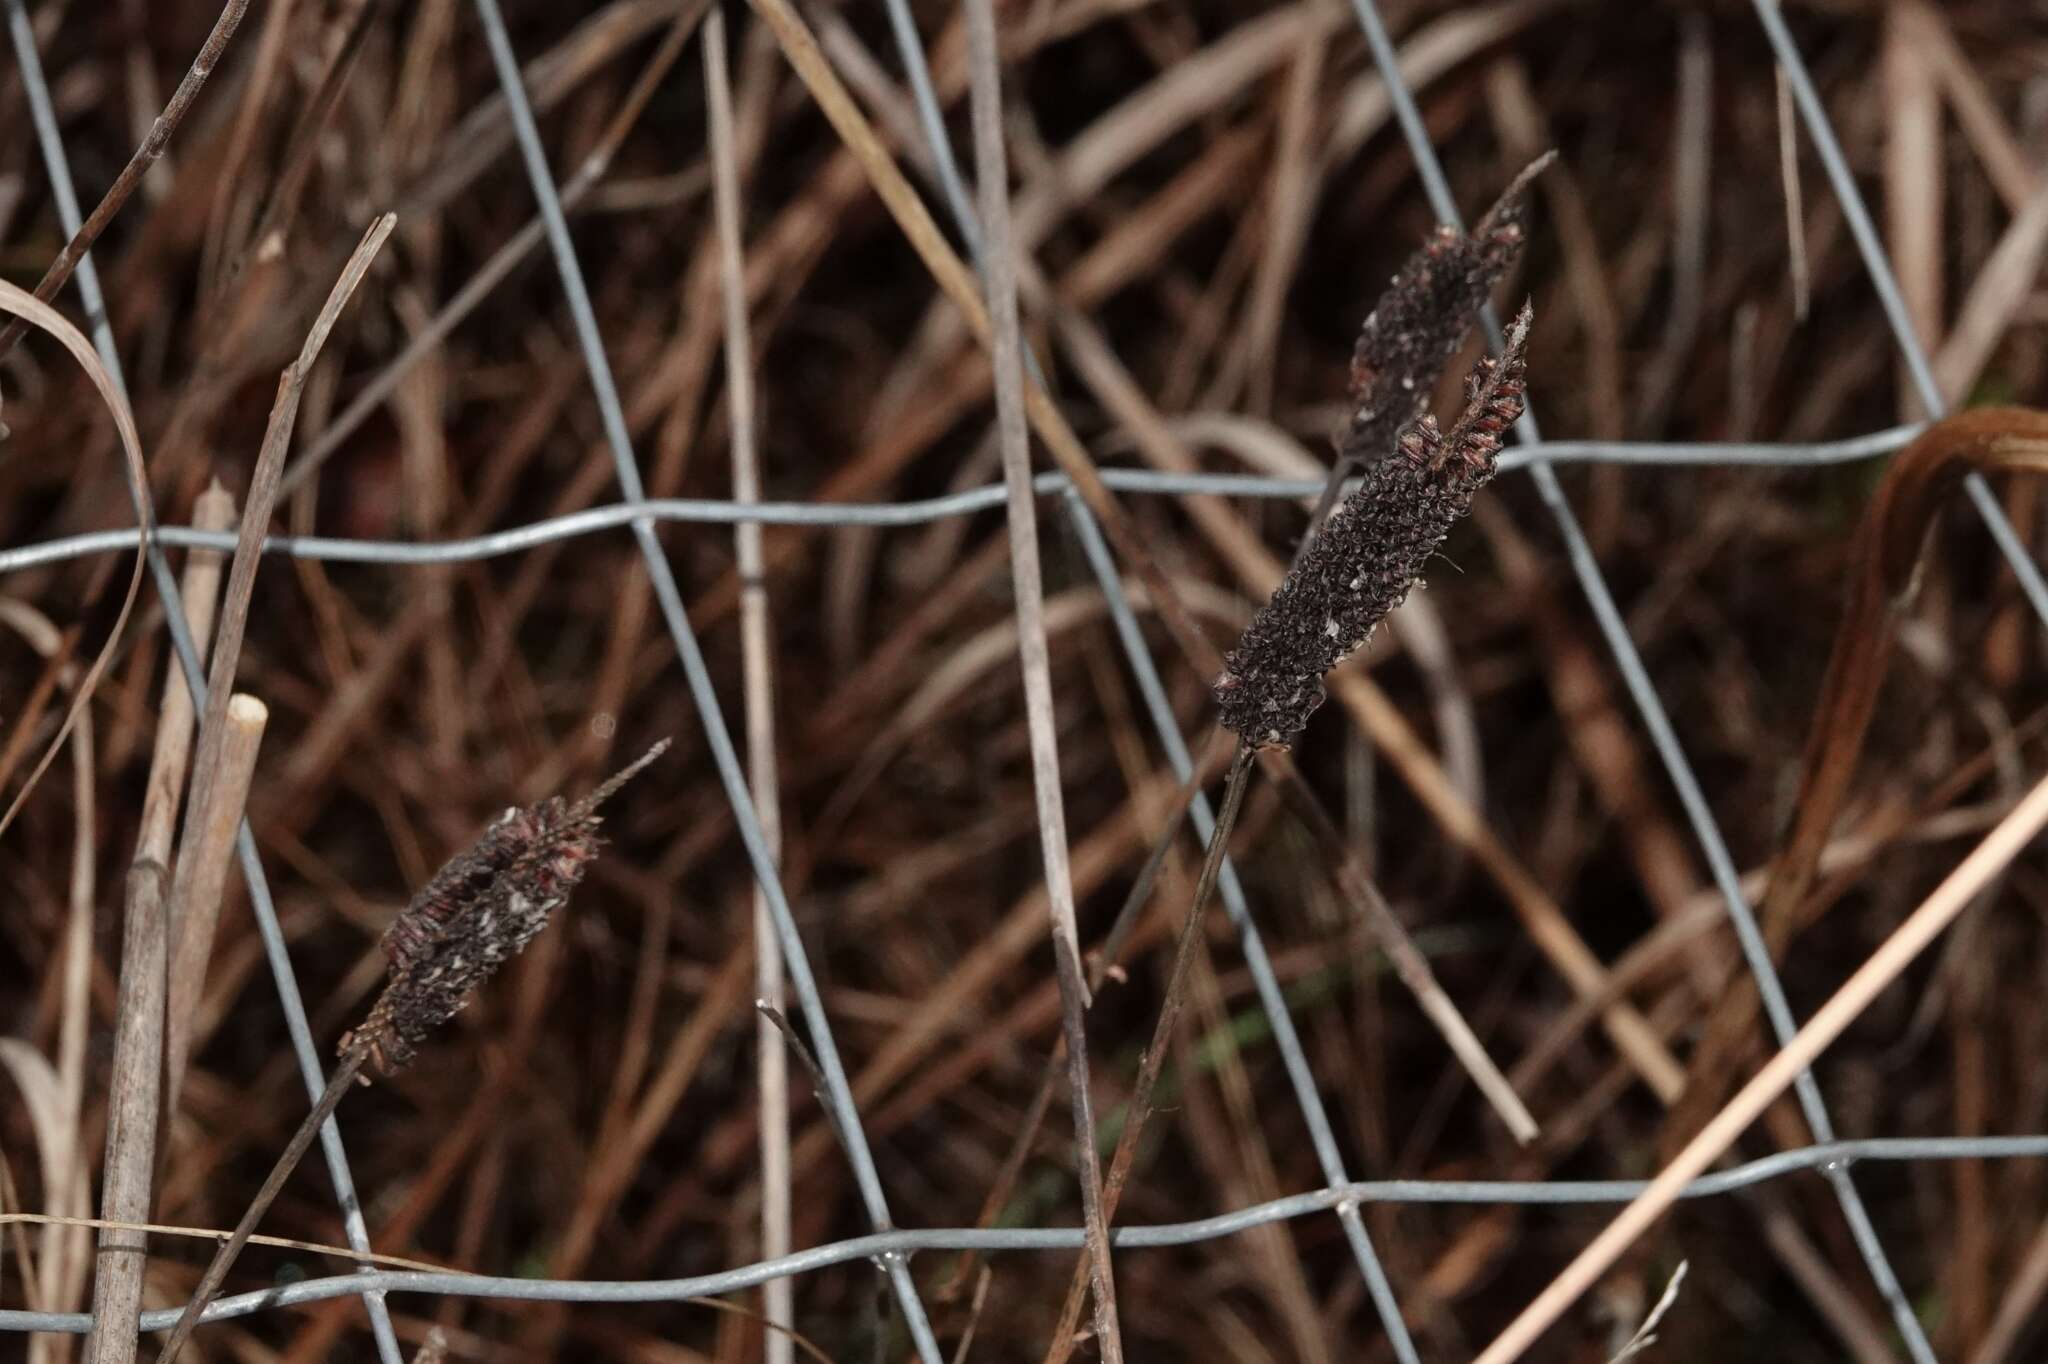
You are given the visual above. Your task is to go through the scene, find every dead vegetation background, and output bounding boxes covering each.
[4,0,2048,1360]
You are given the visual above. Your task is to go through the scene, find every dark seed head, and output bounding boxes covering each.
[1215,306,1533,748]
[343,739,669,1075]
[1337,154,1546,473]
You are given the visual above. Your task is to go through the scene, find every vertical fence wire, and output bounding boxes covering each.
[465,0,945,1357]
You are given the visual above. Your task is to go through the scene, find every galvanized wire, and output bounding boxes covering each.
[3,0,2043,1357]
[9,1136,2048,1336]
[469,0,944,1356]
[0,428,1925,574]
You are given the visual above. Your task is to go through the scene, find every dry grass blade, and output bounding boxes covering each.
[1608,1260,1687,1363]
[1932,183,2048,405]
[0,1041,75,1322]
[1474,767,2048,1364]
[1666,407,2048,1147]
[1776,68,1809,321]
[147,478,236,1119]
[0,280,152,845]
[962,0,1121,1353]
[704,10,792,1359]
[0,1212,464,1274]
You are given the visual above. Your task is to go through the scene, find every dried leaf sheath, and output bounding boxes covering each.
[1216,305,1532,747]
[344,739,670,1074]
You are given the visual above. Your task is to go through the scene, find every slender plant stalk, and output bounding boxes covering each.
[0,0,253,361]
[1213,307,1543,1142]
[84,862,166,1364]
[959,0,1120,1352]
[158,1045,367,1362]
[1041,744,1255,1364]
[941,729,1238,1302]
[704,10,793,1360]
[163,693,271,1115]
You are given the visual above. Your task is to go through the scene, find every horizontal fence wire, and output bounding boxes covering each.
[0,428,1926,574]
[9,1137,2048,1336]
[2,0,2043,1354]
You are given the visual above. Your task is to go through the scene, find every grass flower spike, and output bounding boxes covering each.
[1216,305,1532,747]
[160,740,669,1362]
[348,738,671,1074]
[1339,154,1544,472]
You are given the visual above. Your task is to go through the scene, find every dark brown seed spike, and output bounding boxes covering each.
[1334,154,1547,476]
[347,738,669,1076]
[1215,303,1534,748]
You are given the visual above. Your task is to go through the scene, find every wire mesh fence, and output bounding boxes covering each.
[2,0,2044,1359]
